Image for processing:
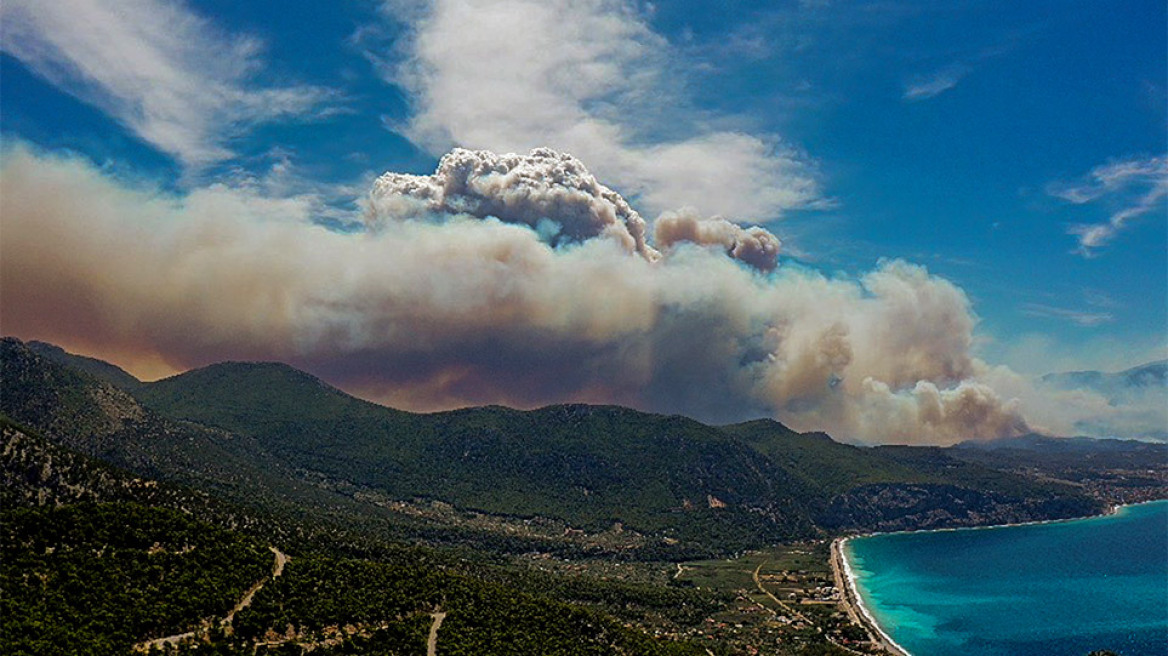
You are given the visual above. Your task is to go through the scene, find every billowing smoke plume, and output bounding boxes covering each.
[14,143,1149,445]
[368,148,659,259]
[655,208,781,272]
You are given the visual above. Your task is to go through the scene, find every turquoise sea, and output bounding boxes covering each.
[844,500,1168,656]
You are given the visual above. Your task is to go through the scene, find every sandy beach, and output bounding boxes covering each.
[830,538,911,656]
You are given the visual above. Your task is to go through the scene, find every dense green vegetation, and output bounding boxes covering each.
[3,340,682,560]
[128,357,1102,545]
[1,503,270,655]
[2,336,1111,558]
[135,363,816,545]
[722,420,932,497]
[726,419,1104,530]
[234,556,709,656]
[0,417,727,654]
[0,415,734,631]
[483,569,724,627]
[0,499,715,656]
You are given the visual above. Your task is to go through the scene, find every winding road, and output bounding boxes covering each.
[427,611,447,656]
[133,546,289,652]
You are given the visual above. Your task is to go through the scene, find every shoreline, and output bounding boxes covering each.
[829,500,1165,656]
[831,538,911,656]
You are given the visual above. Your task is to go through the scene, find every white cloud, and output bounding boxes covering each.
[371,0,819,220]
[1020,303,1114,327]
[1049,156,1167,203]
[1048,155,1168,256]
[0,0,338,168]
[903,65,968,101]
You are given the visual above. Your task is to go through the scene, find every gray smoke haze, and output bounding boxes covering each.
[6,144,1158,444]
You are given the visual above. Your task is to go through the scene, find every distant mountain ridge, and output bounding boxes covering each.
[956,432,1163,452]
[6,337,1151,554]
[1041,359,1168,394]
[26,340,144,392]
[1038,360,1168,441]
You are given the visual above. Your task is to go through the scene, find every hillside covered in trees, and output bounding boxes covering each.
[3,337,1163,655]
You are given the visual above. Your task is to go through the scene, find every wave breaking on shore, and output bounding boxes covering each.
[833,538,912,656]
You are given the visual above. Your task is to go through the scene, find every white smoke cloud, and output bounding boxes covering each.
[370,0,819,219]
[655,209,781,272]
[367,148,659,259]
[8,145,1163,444]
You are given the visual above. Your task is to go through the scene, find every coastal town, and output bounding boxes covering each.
[663,540,901,655]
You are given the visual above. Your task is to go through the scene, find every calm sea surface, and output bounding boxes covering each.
[845,500,1168,656]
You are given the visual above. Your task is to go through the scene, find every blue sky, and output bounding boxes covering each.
[1,0,1164,442]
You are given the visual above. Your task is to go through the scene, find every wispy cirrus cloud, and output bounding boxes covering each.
[1021,303,1114,327]
[901,36,1021,103]
[903,65,970,101]
[1047,155,1168,256]
[364,0,820,220]
[0,0,340,168]
[1081,287,1122,310]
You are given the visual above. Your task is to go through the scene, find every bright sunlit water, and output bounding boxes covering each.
[845,500,1168,656]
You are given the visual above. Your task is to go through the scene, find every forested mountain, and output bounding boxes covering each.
[3,337,1163,655]
[723,421,1105,531]
[139,362,818,547]
[2,503,272,655]
[132,354,1106,535]
[27,340,144,393]
[1,337,1112,549]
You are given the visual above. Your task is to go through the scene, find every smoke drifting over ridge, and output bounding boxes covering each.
[0,144,1072,444]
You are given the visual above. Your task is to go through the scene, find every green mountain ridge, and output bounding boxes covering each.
[26,340,145,393]
[137,360,819,547]
[133,356,1110,538]
[2,337,1113,550]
